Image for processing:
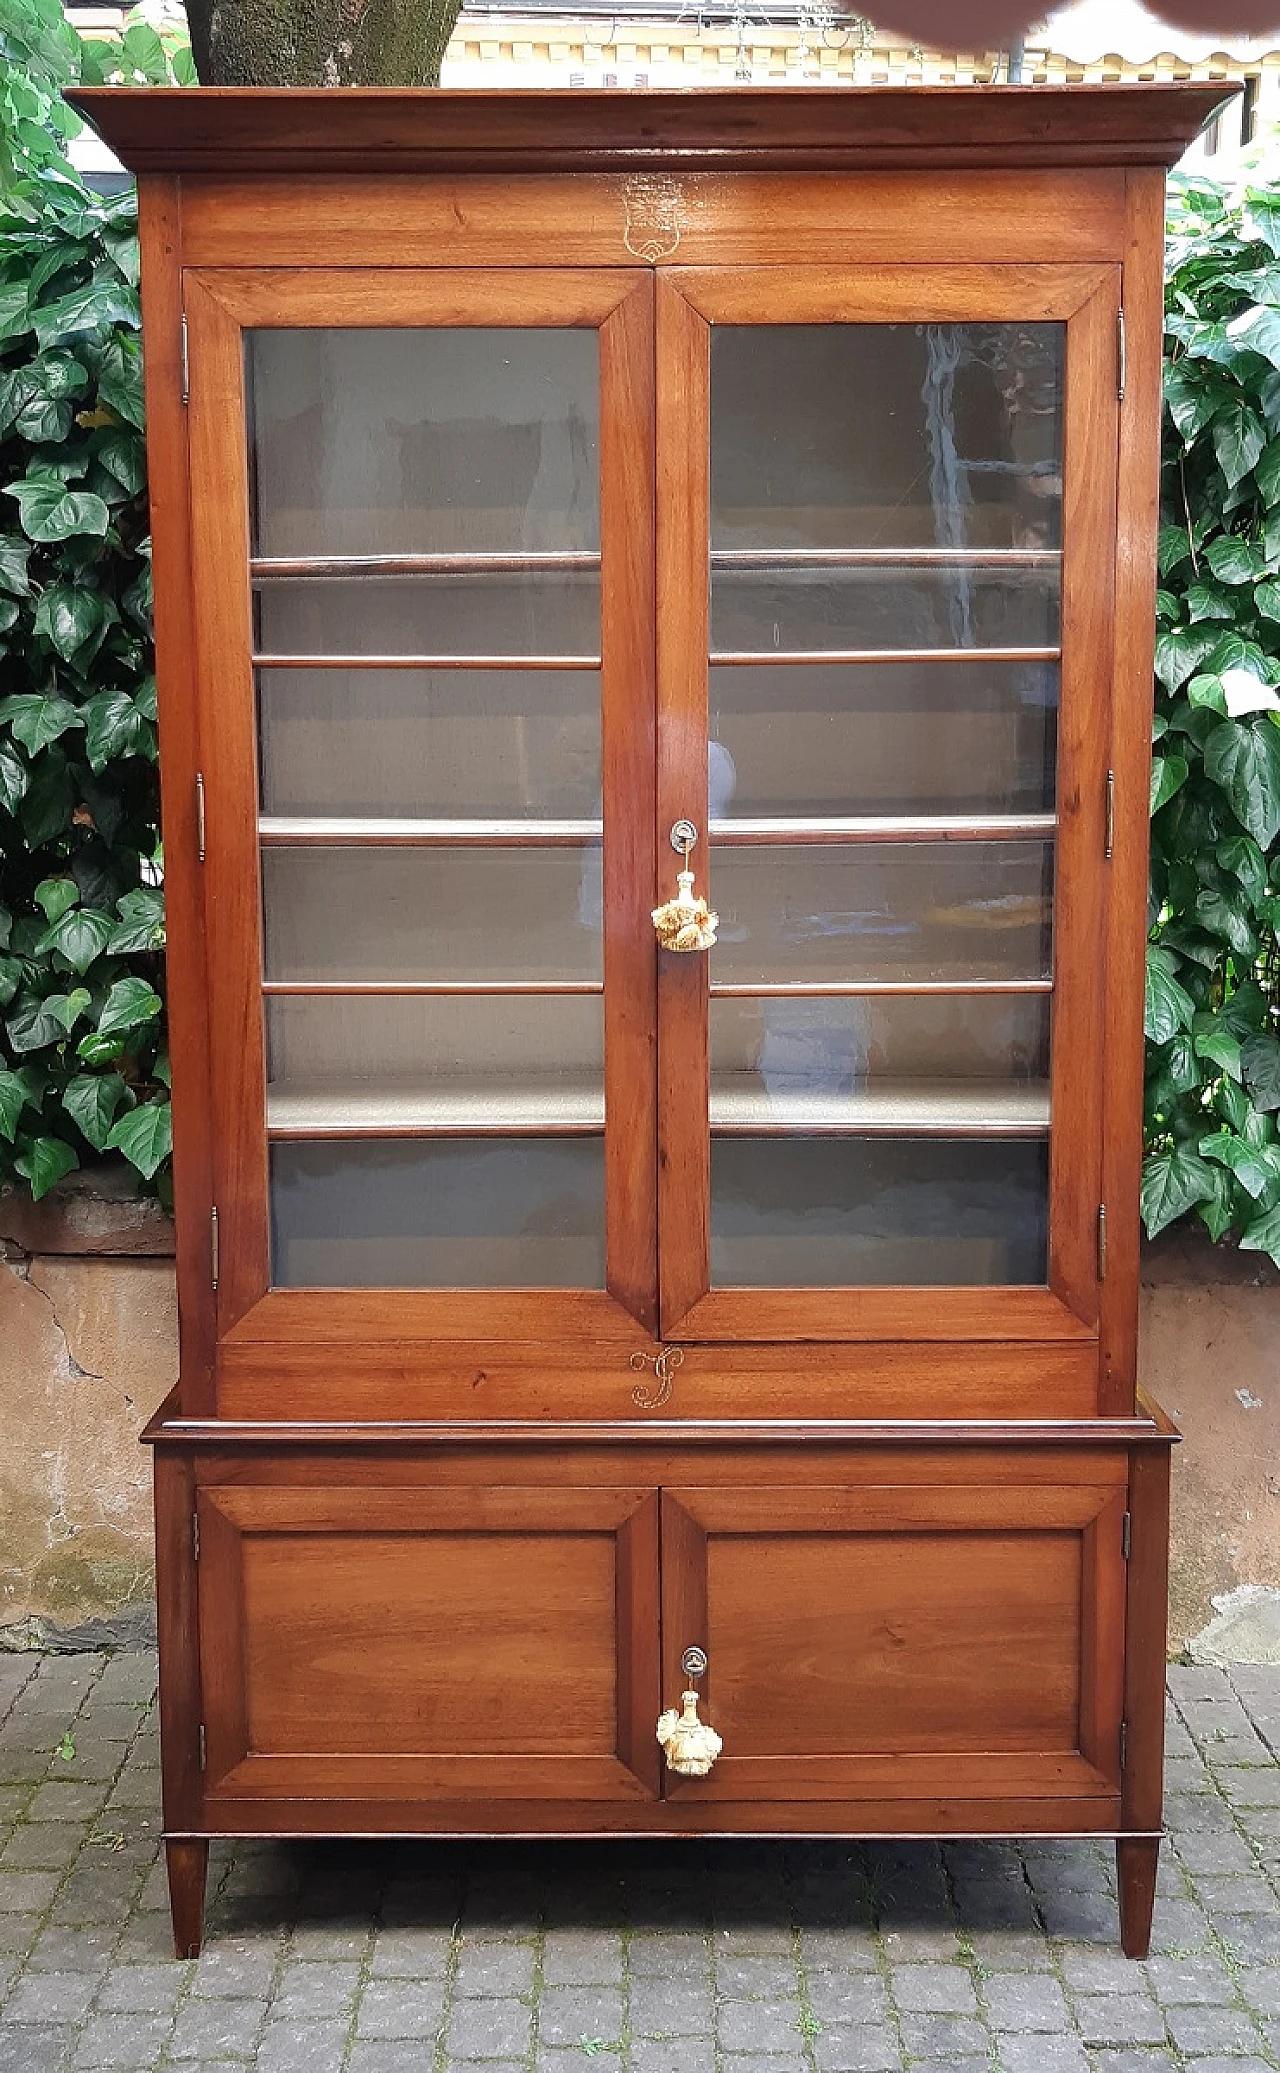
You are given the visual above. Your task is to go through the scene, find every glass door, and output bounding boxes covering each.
[655,267,1119,1340]
[186,270,656,1345]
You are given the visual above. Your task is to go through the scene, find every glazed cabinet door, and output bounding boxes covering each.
[184,268,656,1369]
[655,266,1120,1342]
[659,1477,1127,1813]
[196,1483,661,1809]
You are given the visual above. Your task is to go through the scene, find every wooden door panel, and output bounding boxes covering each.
[198,1485,660,1802]
[660,1482,1125,1803]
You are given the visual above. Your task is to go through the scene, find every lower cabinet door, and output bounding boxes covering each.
[197,1483,661,1804]
[660,1482,1127,1810]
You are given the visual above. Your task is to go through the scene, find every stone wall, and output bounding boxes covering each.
[0,1176,1275,1654]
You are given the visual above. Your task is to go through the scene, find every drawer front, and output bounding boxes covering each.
[197,1484,660,1803]
[660,1481,1126,1804]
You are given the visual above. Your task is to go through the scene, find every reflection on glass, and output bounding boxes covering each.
[266,994,604,1133]
[711,324,1064,553]
[270,1139,605,1287]
[709,661,1057,817]
[253,572,600,661]
[710,1136,1049,1286]
[710,566,1058,656]
[261,845,602,984]
[710,993,1050,1132]
[258,668,602,820]
[248,329,600,556]
[709,841,1054,986]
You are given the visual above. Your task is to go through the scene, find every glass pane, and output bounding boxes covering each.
[710,564,1058,656]
[267,994,603,1133]
[248,329,600,556]
[710,993,1049,1132]
[253,572,599,661]
[711,324,1063,553]
[709,841,1054,986]
[270,1139,605,1288]
[709,661,1057,818]
[258,667,602,819]
[261,846,602,984]
[710,1137,1049,1287]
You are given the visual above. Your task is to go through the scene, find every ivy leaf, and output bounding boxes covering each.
[1241,1032,1280,1112]
[1151,753,1190,815]
[31,279,139,351]
[7,992,71,1053]
[1244,192,1280,258]
[19,751,74,850]
[106,1099,171,1179]
[1185,580,1234,622]
[1155,625,1218,693]
[0,535,31,600]
[1205,534,1266,586]
[36,907,115,975]
[1240,1200,1280,1263]
[1158,524,1193,578]
[95,334,145,430]
[108,886,164,954]
[1194,885,1258,959]
[61,1072,129,1153]
[0,1069,34,1142]
[1192,1025,1244,1080]
[81,688,152,771]
[1226,301,1280,369]
[13,1136,78,1201]
[45,988,93,1033]
[76,1030,126,1066]
[33,583,116,667]
[0,692,84,756]
[1216,834,1268,902]
[1141,1147,1217,1238]
[1256,579,1280,622]
[33,876,79,923]
[1145,947,1197,1044]
[0,742,29,817]
[1197,1164,1237,1242]
[95,976,162,1039]
[90,428,144,497]
[3,475,110,544]
[1213,399,1267,488]
[1202,718,1280,846]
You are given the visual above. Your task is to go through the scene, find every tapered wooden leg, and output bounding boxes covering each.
[166,1838,209,1959]
[1117,1837,1159,1958]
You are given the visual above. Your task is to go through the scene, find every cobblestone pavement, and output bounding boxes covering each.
[0,1655,1278,2073]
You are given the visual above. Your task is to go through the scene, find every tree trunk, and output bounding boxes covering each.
[186,0,461,86]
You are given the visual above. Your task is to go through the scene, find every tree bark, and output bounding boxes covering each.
[186,0,461,86]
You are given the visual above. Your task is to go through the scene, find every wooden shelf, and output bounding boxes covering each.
[266,1074,1049,1139]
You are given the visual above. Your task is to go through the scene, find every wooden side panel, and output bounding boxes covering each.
[660,1478,1127,1804]
[196,1482,661,1803]
[1122,1437,1173,1837]
[1102,169,1168,1415]
[137,178,216,1410]
[153,1448,203,1834]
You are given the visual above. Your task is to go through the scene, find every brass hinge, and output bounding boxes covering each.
[192,1511,200,1562]
[1105,769,1115,860]
[181,314,189,406]
[1122,1509,1132,1560]
[210,1206,219,1292]
[197,1723,206,1770]
[1119,1719,1128,1770]
[1097,1203,1108,1281]
[195,771,206,863]
[1117,305,1127,402]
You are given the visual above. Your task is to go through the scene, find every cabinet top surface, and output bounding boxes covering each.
[70,82,1234,176]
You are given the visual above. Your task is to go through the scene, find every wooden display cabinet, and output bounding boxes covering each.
[73,81,1231,1961]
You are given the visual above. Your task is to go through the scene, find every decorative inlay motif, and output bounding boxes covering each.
[623,176,686,262]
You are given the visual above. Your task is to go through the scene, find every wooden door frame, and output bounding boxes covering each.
[654,263,1120,1342]
[183,266,658,1359]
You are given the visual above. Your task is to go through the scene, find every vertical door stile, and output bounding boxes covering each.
[601,276,659,1332]
[655,277,713,1335]
[1047,274,1122,1330]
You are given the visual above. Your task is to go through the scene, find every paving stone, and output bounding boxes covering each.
[796,1927,879,1971]
[1237,1964,1280,2017]
[717,1997,805,2053]
[628,1933,711,1979]
[23,1785,110,1824]
[1072,1992,1166,2045]
[0,1869,62,1912]
[24,1927,114,1976]
[358,2045,459,2073]
[0,1913,42,1957]
[541,1929,624,1985]
[0,2024,77,2072]
[1217,1766,1280,1806]
[1171,1831,1258,1874]
[897,2010,991,2058]
[94,1962,189,2014]
[368,1929,454,1979]
[0,1824,88,1871]
[1144,1954,1238,2004]
[355,1977,448,2040]
[628,1974,714,2035]
[3,1969,100,2023]
[71,2010,173,2065]
[808,2026,901,2072]
[256,2018,354,2072]
[717,1954,801,1998]
[537,1985,625,2048]
[1087,2055,1179,2073]
[1214,1912,1280,1963]
[1182,2062,1275,2073]
[889,1962,978,2015]
[453,1941,535,1997]
[630,2040,716,2073]
[447,1994,533,2058]
[982,1971,1071,2031]
[1165,2004,1265,2055]
[268,1959,362,2018]
[996,2038,1088,2073]
[167,1993,264,2059]
[805,1972,888,2026]
[534,2050,625,2073]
